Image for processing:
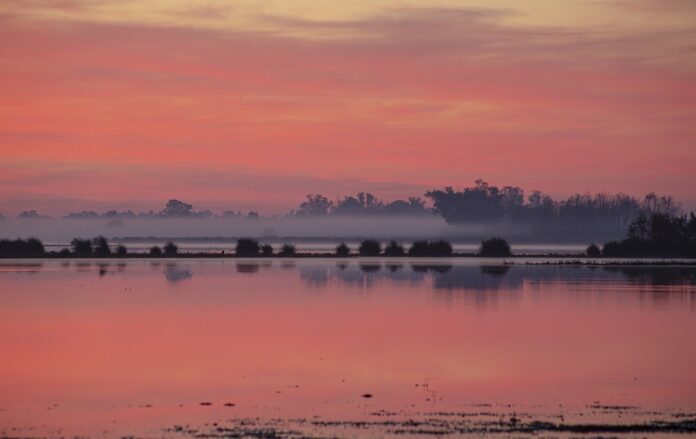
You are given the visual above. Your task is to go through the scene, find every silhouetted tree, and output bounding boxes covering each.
[383,198,429,215]
[334,192,384,215]
[479,237,512,257]
[161,199,193,217]
[407,240,453,256]
[92,236,111,256]
[18,210,51,220]
[163,242,178,256]
[71,238,92,256]
[333,196,362,215]
[0,238,45,258]
[429,240,453,256]
[384,241,405,256]
[65,210,136,219]
[642,193,681,216]
[26,238,45,256]
[359,240,382,256]
[116,245,128,256]
[149,246,163,256]
[65,210,100,219]
[261,244,274,256]
[335,242,350,257]
[408,240,430,257]
[688,213,696,256]
[297,194,333,216]
[426,180,505,223]
[603,211,696,257]
[280,243,296,256]
[156,199,213,218]
[424,180,674,241]
[236,238,260,256]
[586,243,601,257]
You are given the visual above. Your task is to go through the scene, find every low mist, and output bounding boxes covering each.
[0,215,619,245]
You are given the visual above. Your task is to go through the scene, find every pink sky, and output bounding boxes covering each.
[1,0,695,215]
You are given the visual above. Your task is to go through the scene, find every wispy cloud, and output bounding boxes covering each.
[0,1,694,214]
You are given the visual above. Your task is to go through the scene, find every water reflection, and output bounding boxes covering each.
[164,264,193,283]
[299,263,428,289]
[0,258,695,439]
[295,262,696,297]
[236,262,260,274]
[603,266,696,285]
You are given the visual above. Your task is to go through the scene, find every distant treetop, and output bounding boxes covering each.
[17,181,686,231]
[18,210,52,220]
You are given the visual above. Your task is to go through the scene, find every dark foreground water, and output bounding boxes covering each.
[1,259,695,438]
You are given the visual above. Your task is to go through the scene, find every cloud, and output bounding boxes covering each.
[0,2,694,213]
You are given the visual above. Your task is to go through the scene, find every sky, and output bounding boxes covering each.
[1,0,695,215]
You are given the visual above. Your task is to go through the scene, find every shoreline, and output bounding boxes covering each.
[2,253,696,265]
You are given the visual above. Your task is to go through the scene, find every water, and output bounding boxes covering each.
[1,259,695,437]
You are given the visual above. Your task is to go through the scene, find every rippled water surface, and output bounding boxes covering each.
[1,259,695,437]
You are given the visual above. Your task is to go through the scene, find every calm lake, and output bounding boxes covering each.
[1,259,695,437]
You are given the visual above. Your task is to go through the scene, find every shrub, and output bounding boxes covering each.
[407,240,453,257]
[408,240,430,257]
[116,245,128,256]
[163,241,178,256]
[586,243,601,257]
[383,241,405,256]
[335,242,350,257]
[236,238,260,256]
[429,240,453,256]
[149,246,163,256]
[0,238,45,258]
[92,236,111,256]
[261,244,274,256]
[359,239,382,256]
[280,243,296,256]
[479,237,512,257]
[601,212,696,258]
[26,238,45,256]
[71,238,92,256]
[601,241,621,257]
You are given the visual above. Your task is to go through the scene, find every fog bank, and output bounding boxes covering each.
[0,215,625,245]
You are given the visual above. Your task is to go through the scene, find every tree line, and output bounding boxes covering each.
[1,181,685,232]
[425,179,680,226]
[600,212,696,258]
